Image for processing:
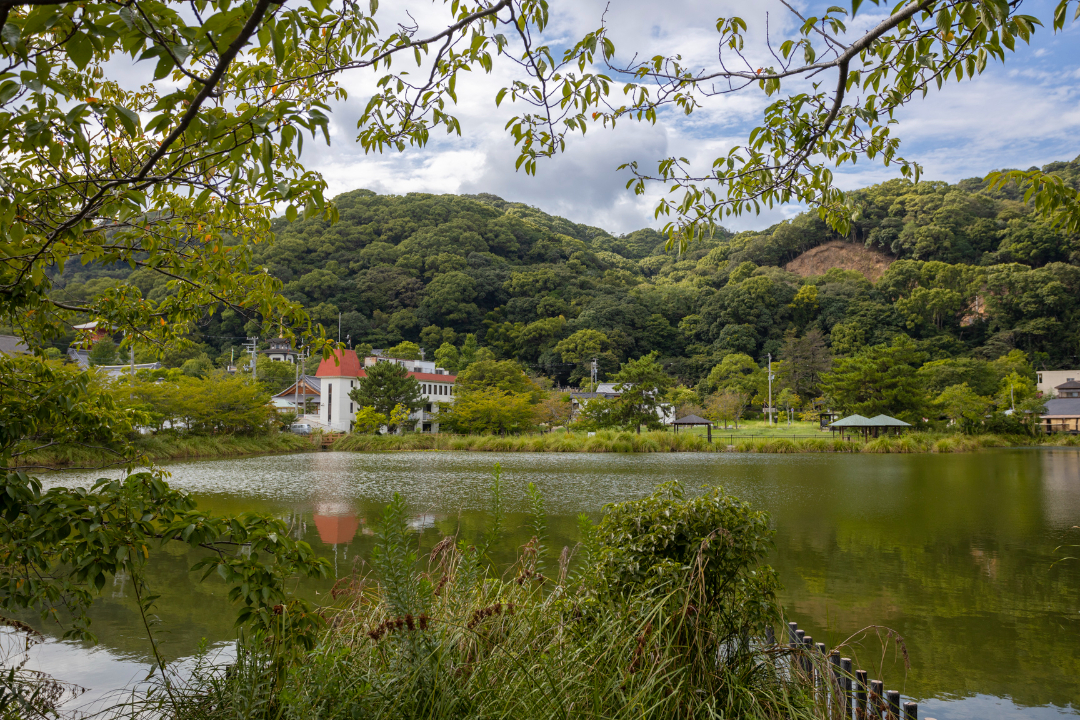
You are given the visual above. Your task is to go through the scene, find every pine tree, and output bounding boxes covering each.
[349,361,423,420]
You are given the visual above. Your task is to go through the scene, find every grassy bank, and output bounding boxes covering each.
[14,432,316,469]
[335,429,1080,454]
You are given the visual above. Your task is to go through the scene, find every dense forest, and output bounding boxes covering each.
[48,156,1080,409]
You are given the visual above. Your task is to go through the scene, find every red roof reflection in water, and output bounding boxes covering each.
[313,513,359,545]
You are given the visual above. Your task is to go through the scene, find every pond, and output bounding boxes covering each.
[19,449,1080,719]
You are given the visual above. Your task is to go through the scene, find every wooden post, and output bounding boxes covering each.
[707,423,712,443]
[802,635,813,678]
[856,670,868,719]
[841,658,853,718]
[870,680,884,719]
[887,691,900,720]
[788,621,799,647]
[903,701,918,720]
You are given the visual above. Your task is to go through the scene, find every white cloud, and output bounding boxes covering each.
[300,0,1080,235]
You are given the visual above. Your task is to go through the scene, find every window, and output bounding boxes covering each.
[327,383,332,423]
[350,402,353,413]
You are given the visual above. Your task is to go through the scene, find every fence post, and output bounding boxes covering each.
[856,670,868,720]
[802,635,813,678]
[841,658,853,719]
[903,701,918,720]
[870,680,884,719]
[788,621,799,647]
[887,691,901,720]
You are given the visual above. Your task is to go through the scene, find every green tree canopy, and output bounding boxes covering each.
[457,359,539,401]
[821,337,929,422]
[441,387,536,435]
[611,352,673,433]
[385,341,422,361]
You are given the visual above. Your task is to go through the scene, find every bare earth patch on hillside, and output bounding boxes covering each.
[784,240,893,282]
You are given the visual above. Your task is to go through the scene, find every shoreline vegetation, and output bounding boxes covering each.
[13,432,315,470]
[17,427,1080,470]
[334,429,1080,454]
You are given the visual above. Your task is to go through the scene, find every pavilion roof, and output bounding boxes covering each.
[866,414,912,427]
[672,414,712,426]
[828,414,872,427]
[830,414,912,428]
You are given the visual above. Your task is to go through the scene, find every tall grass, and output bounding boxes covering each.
[12,432,315,469]
[334,429,1042,454]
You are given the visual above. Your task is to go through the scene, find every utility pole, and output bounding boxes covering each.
[244,336,258,380]
[591,357,597,391]
[294,347,301,418]
[338,312,341,343]
[767,353,773,426]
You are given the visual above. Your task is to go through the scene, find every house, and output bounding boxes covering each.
[73,321,110,344]
[1053,379,1080,399]
[316,349,457,433]
[94,362,163,378]
[1036,370,1080,397]
[0,335,29,357]
[1040,380,1080,433]
[262,337,301,363]
[569,382,674,424]
[271,375,321,413]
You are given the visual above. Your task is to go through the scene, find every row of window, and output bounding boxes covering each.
[423,383,453,396]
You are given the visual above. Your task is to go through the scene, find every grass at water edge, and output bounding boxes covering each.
[333,429,1078,454]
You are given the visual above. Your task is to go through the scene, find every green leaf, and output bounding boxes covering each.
[116,106,141,135]
[67,32,93,70]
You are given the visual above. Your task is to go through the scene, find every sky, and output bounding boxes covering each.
[300,0,1080,235]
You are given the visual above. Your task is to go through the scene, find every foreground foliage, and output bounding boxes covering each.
[125,477,837,720]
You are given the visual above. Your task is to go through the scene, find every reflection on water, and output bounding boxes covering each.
[32,449,1080,719]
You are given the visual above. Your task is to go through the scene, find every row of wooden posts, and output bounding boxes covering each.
[777,621,933,720]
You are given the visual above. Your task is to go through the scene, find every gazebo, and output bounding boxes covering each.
[672,414,714,442]
[828,414,912,439]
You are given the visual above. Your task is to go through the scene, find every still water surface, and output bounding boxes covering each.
[25,449,1080,719]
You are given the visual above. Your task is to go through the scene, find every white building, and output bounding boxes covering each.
[262,337,301,363]
[569,382,674,425]
[316,349,457,433]
[1036,370,1080,397]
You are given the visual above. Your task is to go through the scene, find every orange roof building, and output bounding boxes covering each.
[316,349,456,433]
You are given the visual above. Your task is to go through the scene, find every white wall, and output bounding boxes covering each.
[319,376,358,432]
[1037,370,1080,397]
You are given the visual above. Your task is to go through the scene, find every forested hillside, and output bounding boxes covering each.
[50,157,1080,396]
